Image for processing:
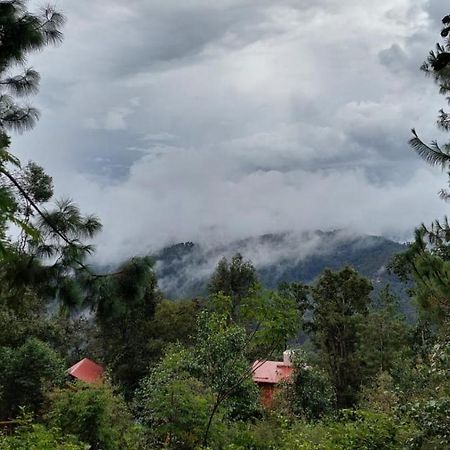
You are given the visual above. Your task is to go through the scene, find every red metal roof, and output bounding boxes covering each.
[67,358,104,384]
[252,360,293,384]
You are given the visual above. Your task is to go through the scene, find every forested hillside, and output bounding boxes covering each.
[154,231,406,299]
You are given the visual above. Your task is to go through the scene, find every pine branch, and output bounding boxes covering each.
[409,129,450,168]
[0,166,122,279]
[0,68,40,96]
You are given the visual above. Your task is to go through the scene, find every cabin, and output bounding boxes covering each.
[67,358,104,384]
[252,351,294,408]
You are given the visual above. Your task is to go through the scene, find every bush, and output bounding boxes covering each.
[135,347,217,449]
[268,410,416,450]
[0,412,86,450]
[326,410,414,450]
[217,417,283,450]
[407,397,450,448]
[46,382,142,450]
[0,338,65,419]
[278,353,336,421]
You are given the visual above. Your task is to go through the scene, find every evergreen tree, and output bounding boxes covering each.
[395,13,450,327]
[94,257,162,396]
[0,0,64,256]
[309,267,372,408]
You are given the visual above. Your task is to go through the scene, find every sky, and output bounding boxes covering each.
[11,0,450,263]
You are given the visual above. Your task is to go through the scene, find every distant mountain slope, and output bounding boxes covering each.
[153,230,409,310]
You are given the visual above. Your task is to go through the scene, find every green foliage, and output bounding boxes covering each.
[217,417,283,450]
[0,413,86,450]
[240,289,300,352]
[33,198,102,278]
[404,334,450,448]
[146,299,201,357]
[324,410,414,450]
[94,257,161,395]
[193,311,261,422]
[410,13,450,169]
[216,410,415,450]
[396,14,450,329]
[356,287,411,381]
[47,382,142,450]
[389,229,450,327]
[209,253,259,320]
[135,346,216,449]
[407,397,450,448]
[308,267,372,408]
[0,338,65,419]
[0,197,103,319]
[278,281,310,313]
[280,352,336,421]
[0,0,64,258]
[0,1,64,132]
[360,372,401,415]
[276,410,414,450]
[210,286,300,364]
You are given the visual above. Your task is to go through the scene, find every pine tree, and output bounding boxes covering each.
[0,0,65,256]
[410,13,450,170]
[392,13,450,327]
[94,257,162,396]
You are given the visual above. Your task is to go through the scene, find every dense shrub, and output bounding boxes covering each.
[0,412,86,450]
[46,382,142,450]
[0,338,65,419]
[135,347,217,449]
[279,354,336,421]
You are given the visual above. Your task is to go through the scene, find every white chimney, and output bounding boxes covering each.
[283,350,294,366]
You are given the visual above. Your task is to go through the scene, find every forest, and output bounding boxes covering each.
[0,2,450,449]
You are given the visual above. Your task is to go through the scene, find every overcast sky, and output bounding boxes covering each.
[11,0,450,262]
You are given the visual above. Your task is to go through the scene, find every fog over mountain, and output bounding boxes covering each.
[152,230,408,308]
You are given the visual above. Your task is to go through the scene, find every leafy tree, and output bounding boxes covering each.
[280,351,336,421]
[208,253,258,320]
[193,311,261,424]
[135,346,216,450]
[0,337,65,419]
[197,285,299,446]
[356,286,411,380]
[308,267,372,408]
[389,226,450,329]
[136,300,299,449]
[47,382,142,450]
[278,281,310,315]
[146,298,203,358]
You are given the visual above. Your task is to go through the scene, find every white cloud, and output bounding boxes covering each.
[13,0,450,262]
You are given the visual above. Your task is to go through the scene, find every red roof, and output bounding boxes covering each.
[67,358,104,384]
[252,360,293,384]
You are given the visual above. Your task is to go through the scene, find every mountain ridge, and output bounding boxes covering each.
[152,230,408,308]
